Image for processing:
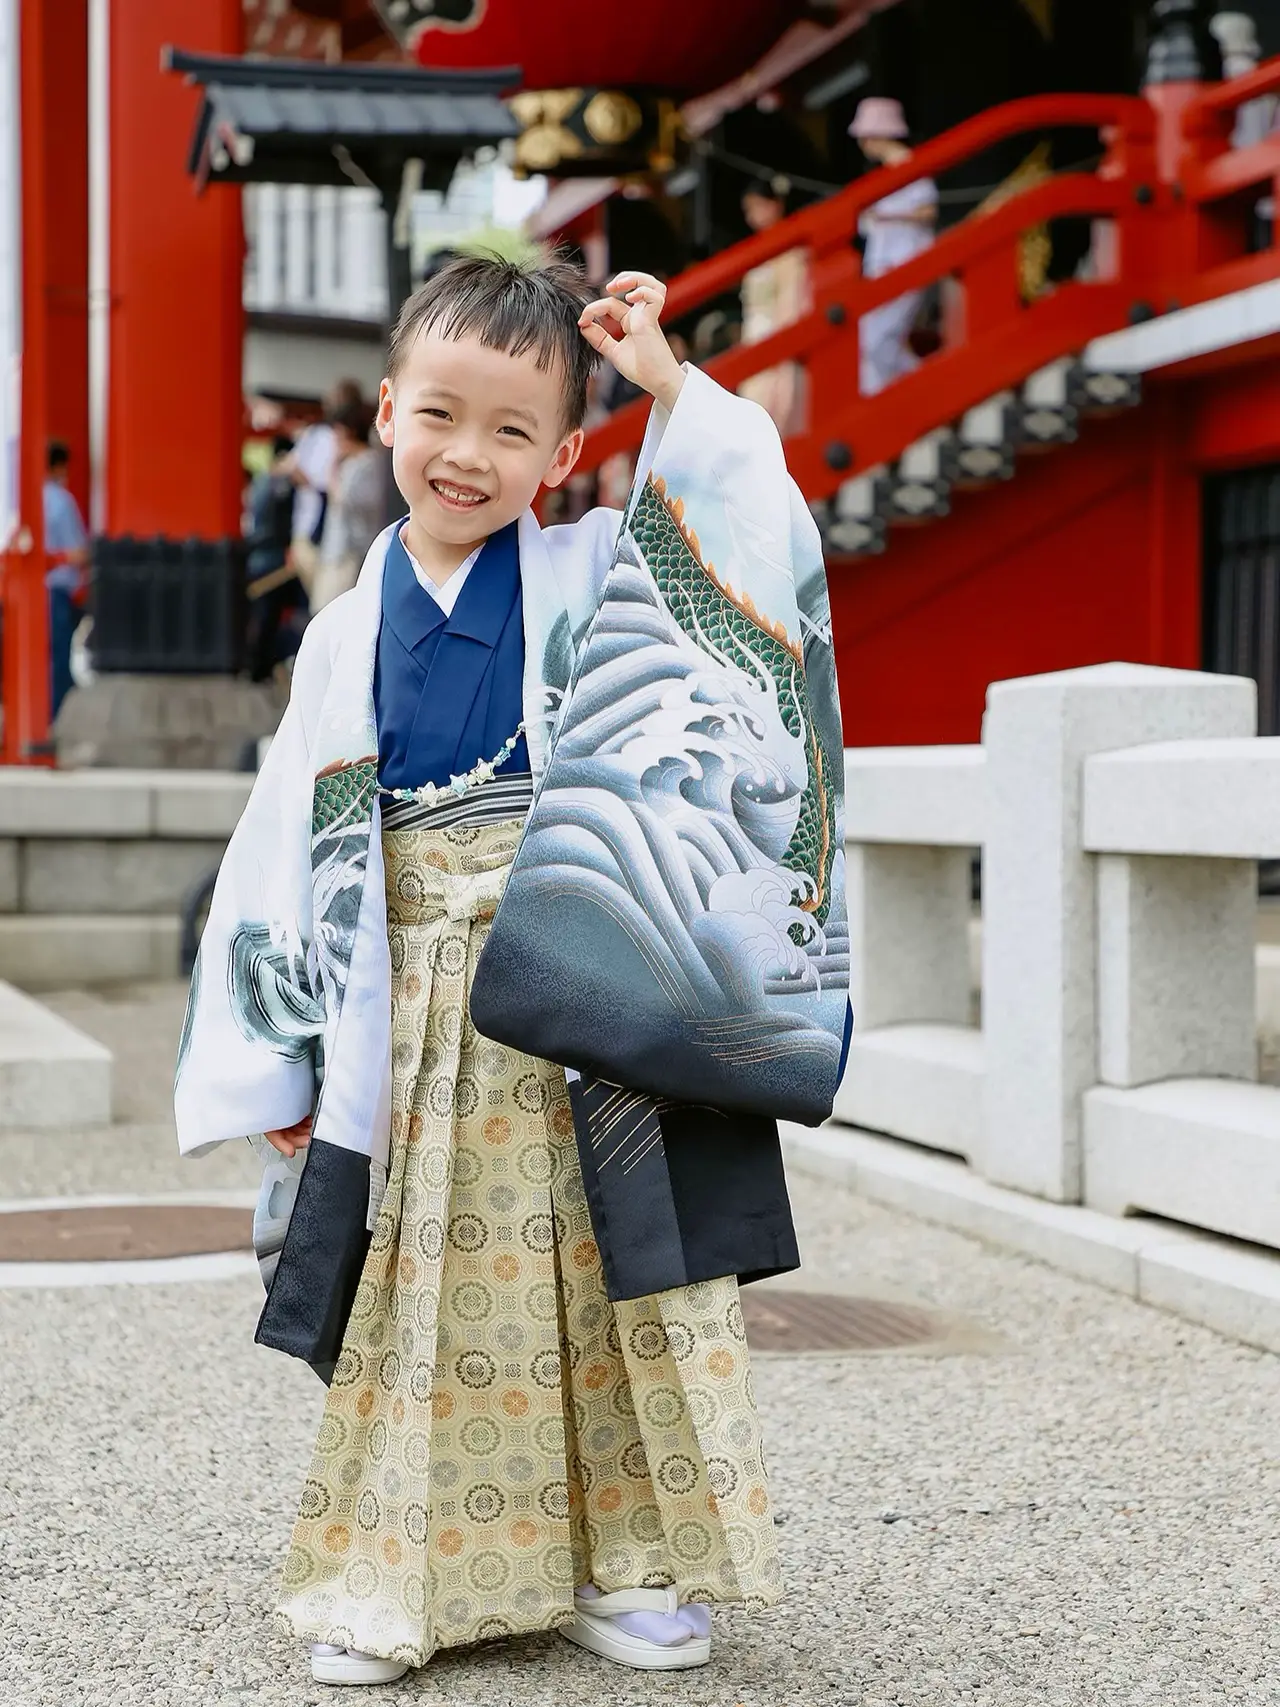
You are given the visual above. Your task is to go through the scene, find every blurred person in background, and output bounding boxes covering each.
[244,433,303,683]
[1211,12,1278,247]
[850,97,938,395]
[310,399,383,611]
[43,439,89,719]
[737,176,808,435]
[285,377,364,595]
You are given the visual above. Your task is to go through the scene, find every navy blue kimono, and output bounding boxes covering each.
[374,521,529,790]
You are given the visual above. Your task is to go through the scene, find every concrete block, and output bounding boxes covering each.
[1084,737,1280,857]
[1097,854,1257,1087]
[834,1023,984,1160]
[0,979,112,1128]
[0,840,17,911]
[981,663,1255,1203]
[844,745,986,845]
[0,769,152,836]
[782,1121,1151,1295]
[22,839,221,915]
[1139,1233,1280,1356]
[1084,1079,1280,1249]
[152,773,253,838]
[0,915,182,990]
[784,1122,1280,1352]
[847,844,972,1029]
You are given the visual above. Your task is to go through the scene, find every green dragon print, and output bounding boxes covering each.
[312,756,378,842]
[629,474,838,942]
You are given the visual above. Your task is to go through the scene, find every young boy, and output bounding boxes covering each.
[175,253,847,1686]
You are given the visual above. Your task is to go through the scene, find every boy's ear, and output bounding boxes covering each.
[540,426,585,491]
[375,379,395,448]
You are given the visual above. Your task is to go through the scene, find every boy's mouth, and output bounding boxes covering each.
[430,478,490,511]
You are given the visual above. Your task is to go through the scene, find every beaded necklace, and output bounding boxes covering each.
[377,723,527,809]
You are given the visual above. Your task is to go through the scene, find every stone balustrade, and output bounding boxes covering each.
[837,661,1280,1258]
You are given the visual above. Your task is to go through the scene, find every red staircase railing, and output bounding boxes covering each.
[574,71,1280,498]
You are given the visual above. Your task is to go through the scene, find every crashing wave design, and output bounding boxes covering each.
[530,543,843,1019]
[628,476,839,940]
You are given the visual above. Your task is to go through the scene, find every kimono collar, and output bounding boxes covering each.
[381,520,520,658]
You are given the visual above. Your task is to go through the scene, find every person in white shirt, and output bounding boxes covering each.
[849,97,938,395]
[1211,12,1278,235]
[285,378,365,595]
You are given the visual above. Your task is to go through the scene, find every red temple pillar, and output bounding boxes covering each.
[106,0,243,538]
[44,1,90,523]
[0,0,52,763]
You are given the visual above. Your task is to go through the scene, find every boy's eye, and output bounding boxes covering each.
[499,425,530,440]
[419,407,450,420]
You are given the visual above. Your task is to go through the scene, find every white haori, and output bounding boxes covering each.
[173,367,840,1180]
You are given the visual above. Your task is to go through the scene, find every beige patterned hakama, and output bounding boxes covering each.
[276,819,782,1667]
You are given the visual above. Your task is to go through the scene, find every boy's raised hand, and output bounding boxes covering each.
[579,272,686,413]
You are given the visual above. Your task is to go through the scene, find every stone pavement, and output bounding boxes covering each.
[1,984,1277,1707]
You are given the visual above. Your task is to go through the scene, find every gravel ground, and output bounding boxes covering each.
[2,1164,1278,1707]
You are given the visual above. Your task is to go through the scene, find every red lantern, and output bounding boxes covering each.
[370,0,803,98]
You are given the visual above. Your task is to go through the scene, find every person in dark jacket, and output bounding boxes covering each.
[244,434,302,682]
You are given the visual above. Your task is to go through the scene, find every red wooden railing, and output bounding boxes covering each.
[575,71,1280,498]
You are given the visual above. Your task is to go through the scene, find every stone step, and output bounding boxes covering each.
[0,979,112,1129]
[0,766,253,837]
[8,839,222,916]
[0,916,182,991]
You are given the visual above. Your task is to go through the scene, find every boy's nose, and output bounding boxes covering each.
[441,441,490,474]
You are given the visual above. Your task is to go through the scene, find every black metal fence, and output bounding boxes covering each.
[90,535,247,674]
[1203,463,1280,737]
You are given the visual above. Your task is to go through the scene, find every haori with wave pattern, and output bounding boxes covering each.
[471,468,847,1120]
[631,475,838,942]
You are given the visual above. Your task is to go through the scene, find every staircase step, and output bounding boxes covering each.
[1074,364,1142,413]
[0,915,182,992]
[824,515,886,556]
[954,391,1019,484]
[816,470,889,556]
[1019,358,1079,446]
[887,429,954,520]
[0,979,112,1129]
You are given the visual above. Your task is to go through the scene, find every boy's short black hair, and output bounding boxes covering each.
[385,250,600,433]
[47,439,70,472]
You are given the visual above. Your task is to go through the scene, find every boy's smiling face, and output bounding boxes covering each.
[376,326,584,568]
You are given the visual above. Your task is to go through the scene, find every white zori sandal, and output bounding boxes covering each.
[559,1585,712,1670]
[310,1644,409,1686]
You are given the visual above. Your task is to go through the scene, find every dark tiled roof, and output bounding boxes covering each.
[167,48,519,186]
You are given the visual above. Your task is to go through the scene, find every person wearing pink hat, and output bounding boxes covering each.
[848,97,938,394]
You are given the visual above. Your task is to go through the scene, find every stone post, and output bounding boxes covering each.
[980,663,1254,1202]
